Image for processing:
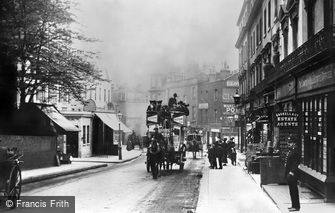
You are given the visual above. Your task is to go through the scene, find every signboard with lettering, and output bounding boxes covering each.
[146,115,158,124]
[226,80,239,87]
[298,64,335,93]
[173,116,184,125]
[222,104,236,114]
[199,103,209,109]
[275,112,299,127]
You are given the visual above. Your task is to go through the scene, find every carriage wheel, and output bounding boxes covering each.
[6,165,22,209]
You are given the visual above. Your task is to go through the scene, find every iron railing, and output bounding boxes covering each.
[276,25,335,74]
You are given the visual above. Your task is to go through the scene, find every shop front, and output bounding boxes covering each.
[296,63,335,201]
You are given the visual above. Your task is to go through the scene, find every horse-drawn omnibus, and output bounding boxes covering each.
[145,99,189,178]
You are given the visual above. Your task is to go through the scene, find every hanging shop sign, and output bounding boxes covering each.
[275,112,298,127]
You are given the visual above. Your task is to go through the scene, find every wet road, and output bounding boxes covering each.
[20,155,205,213]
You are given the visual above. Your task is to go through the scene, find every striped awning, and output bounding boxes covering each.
[95,112,132,133]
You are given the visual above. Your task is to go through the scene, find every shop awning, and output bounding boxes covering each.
[40,105,80,132]
[95,112,132,133]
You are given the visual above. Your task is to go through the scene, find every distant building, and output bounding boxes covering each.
[112,86,149,136]
[197,70,239,144]
[148,67,238,145]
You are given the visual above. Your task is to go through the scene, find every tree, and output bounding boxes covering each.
[0,0,101,107]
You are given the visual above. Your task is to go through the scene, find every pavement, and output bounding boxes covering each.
[21,146,143,184]
[195,150,335,213]
[20,146,335,212]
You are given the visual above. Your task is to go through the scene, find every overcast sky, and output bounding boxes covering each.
[71,0,243,86]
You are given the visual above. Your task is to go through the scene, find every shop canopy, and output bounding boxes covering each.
[40,105,80,132]
[95,112,132,133]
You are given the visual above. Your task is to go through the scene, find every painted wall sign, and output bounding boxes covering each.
[298,64,335,93]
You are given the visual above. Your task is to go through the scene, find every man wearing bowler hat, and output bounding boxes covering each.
[285,134,301,212]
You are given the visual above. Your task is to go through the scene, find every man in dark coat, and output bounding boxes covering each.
[285,134,301,211]
[214,138,224,169]
[207,144,215,169]
[221,138,228,166]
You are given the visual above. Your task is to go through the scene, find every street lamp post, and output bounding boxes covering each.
[233,89,241,151]
[117,111,122,160]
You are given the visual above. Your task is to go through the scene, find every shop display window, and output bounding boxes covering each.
[301,95,327,174]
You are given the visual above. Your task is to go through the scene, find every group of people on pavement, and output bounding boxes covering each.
[207,137,237,169]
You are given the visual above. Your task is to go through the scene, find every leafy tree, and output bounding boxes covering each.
[0,0,101,107]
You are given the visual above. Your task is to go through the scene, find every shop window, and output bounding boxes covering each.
[83,125,86,144]
[87,125,90,144]
[301,95,327,174]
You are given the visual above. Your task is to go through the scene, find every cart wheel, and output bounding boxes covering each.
[6,165,22,209]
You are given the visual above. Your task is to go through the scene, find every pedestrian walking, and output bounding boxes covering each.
[221,138,228,166]
[207,144,215,169]
[230,147,237,166]
[285,134,301,212]
[214,138,224,169]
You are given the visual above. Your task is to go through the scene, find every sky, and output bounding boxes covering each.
[71,0,244,87]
